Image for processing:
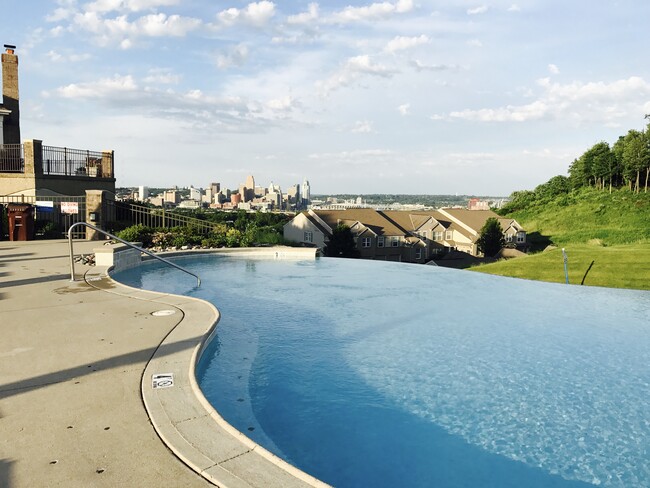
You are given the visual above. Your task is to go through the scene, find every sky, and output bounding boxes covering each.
[3,0,650,195]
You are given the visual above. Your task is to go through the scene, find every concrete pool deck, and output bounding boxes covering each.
[0,240,326,488]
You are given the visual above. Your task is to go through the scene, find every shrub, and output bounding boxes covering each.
[34,221,63,239]
[116,224,155,247]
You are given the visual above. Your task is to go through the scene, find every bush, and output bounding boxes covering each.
[117,224,155,247]
[34,221,63,239]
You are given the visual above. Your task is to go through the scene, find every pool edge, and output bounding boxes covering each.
[86,247,329,488]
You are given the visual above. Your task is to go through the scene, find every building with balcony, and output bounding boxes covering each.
[0,44,116,239]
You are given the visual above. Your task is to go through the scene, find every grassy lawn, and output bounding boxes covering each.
[470,243,650,290]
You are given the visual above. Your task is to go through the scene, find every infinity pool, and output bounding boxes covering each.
[113,254,650,487]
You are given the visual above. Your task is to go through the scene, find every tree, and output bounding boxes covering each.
[622,130,649,193]
[476,218,505,257]
[589,141,615,191]
[325,224,360,258]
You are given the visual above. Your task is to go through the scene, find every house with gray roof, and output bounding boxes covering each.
[284,207,527,262]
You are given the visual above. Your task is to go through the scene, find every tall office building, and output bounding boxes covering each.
[301,177,310,207]
[138,185,149,201]
[236,183,246,202]
[210,182,220,195]
[244,175,255,202]
[189,186,201,201]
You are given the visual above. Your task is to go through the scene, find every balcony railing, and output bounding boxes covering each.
[0,144,24,172]
[42,145,113,178]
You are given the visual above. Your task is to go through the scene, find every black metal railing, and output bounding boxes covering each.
[0,144,24,172]
[107,200,220,235]
[42,146,111,178]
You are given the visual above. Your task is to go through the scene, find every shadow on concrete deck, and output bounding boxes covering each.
[0,338,199,401]
[0,458,13,488]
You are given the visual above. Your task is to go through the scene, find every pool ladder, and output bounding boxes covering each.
[67,222,201,287]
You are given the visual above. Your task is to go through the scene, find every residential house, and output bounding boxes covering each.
[437,208,527,256]
[284,207,527,262]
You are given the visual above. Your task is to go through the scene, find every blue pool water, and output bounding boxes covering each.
[113,254,650,487]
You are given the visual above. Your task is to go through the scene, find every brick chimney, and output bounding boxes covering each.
[2,44,20,144]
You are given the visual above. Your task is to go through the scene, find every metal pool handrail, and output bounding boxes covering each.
[67,222,201,287]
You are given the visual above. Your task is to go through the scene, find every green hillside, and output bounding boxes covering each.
[506,187,650,247]
[470,188,650,290]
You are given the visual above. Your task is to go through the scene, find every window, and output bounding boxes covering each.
[516,232,526,243]
[415,248,422,260]
[391,237,400,247]
[445,230,453,240]
[377,236,385,248]
[361,237,372,248]
[304,231,313,243]
[505,234,513,242]
[434,231,443,241]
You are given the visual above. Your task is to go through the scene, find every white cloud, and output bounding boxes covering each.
[318,55,397,94]
[46,7,75,22]
[137,13,201,36]
[57,74,138,98]
[217,1,276,27]
[51,72,304,133]
[329,0,413,24]
[70,10,201,46]
[352,120,373,133]
[347,55,395,76]
[410,60,460,71]
[50,25,66,36]
[143,68,181,84]
[548,64,560,74]
[449,76,650,123]
[467,39,483,47]
[467,5,488,15]
[216,44,250,69]
[84,0,180,13]
[287,2,319,25]
[384,35,429,53]
[507,4,521,12]
[46,50,92,63]
[398,103,410,115]
[266,95,297,111]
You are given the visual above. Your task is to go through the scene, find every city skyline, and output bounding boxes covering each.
[5,1,650,195]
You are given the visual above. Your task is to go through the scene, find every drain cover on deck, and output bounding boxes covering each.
[151,309,176,317]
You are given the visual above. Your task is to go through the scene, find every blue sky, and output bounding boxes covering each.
[4,0,650,195]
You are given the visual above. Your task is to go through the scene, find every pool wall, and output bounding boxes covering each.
[91,247,328,488]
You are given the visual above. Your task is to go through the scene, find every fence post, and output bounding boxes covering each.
[22,140,43,176]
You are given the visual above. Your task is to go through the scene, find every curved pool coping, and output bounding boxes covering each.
[86,247,330,488]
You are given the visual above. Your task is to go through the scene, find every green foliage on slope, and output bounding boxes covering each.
[501,187,650,247]
[473,188,650,289]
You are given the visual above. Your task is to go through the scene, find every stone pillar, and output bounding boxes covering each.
[2,46,21,144]
[22,140,43,176]
[101,150,114,178]
[85,190,105,240]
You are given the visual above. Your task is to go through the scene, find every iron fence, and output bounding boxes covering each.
[106,200,220,235]
[0,195,86,239]
[0,144,24,172]
[42,146,107,177]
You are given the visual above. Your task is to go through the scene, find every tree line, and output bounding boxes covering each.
[501,122,650,213]
[568,123,650,193]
